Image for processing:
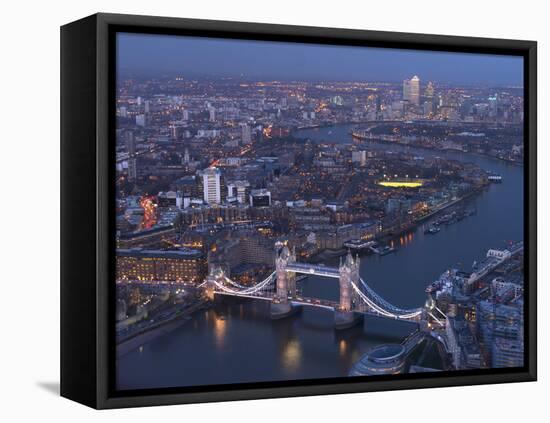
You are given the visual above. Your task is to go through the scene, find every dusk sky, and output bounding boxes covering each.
[117,33,523,86]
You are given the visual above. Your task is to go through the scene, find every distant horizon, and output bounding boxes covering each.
[117,71,525,89]
[117,32,524,86]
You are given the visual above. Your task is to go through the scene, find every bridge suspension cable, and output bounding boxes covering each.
[351,278,423,320]
[223,277,252,290]
[209,271,276,295]
[359,277,422,315]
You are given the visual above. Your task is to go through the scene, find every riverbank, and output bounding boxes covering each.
[351,131,523,167]
[116,298,210,357]
[415,189,481,224]
[306,190,482,263]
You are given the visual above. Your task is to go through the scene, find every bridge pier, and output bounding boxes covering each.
[270,301,301,319]
[335,310,363,330]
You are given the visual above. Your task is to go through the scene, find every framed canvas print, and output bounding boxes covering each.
[60,13,537,409]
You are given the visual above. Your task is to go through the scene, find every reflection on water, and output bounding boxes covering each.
[213,315,227,348]
[339,339,348,357]
[281,339,302,372]
[399,232,414,247]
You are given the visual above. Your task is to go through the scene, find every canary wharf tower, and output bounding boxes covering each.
[403,75,421,105]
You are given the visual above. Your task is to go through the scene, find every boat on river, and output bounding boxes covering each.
[424,225,440,235]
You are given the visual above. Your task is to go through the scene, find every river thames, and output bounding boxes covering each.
[117,124,524,390]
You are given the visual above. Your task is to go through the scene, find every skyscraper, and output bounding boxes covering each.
[423,81,436,116]
[241,123,252,144]
[200,167,222,205]
[208,107,216,122]
[403,75,420,106]
[183,148,190,164]
[125,131,135,156]
[128,158,137,182]
[424,81,435,99]
[126,131,137,182]
[227,180,251,204]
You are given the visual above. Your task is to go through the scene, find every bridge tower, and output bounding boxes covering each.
[271,245,297,319]
[335,251,362,329]
[339,251,360,311]
[275,245,291,302]
[204,266,224,300]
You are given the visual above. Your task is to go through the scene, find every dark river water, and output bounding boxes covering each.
[116,124,524,390]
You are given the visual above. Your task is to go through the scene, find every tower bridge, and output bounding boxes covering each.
[203,246,441,329]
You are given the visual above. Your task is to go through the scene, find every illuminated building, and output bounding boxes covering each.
[403,75,420,106]
[183,148,190,164]
[171,175,198,199]
[227,180,250,204]
[250,189,271,207]
[351,150,367,166]
[424,81,435,99]
[157,191,178,208]
[127,157,137,182]
[476,300,523,367]
[492,338,523,368]
[200,167,222,205]
[135,113,146,127]
[330,95,343,105]
[241,123,252,144]
[125,131,135,156]
[208,232,275,281]
[446,317,481,369]
[488,94,498,118]
[208,106,216,122]
[349,344,406,376]
[116,248,207,284]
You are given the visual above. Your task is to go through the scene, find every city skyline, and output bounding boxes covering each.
[117,33,524,85]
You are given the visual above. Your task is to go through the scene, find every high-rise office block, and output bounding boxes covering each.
[424,81,435,99]
[208,107,216,122]
[200,167,222,205]
[128,158,137,182]
[135,114,146,127]
[249,189,271,207]
[241,123,252,144]
[228,180,251,204]
[403,75,420,106]
[183,148,190,164]
[125,131,135,156]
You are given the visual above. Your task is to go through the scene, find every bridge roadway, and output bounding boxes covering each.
[213,289,423,320]
[213,290,340,311]
[284,262,340,278]
[401,329,427,354]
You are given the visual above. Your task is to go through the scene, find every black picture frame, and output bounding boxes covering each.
[61,12,537,409]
